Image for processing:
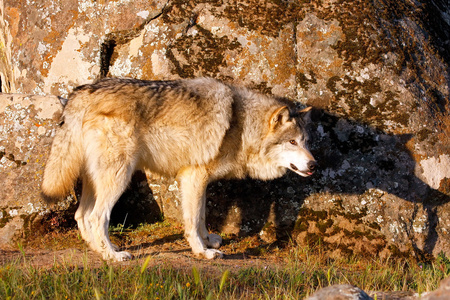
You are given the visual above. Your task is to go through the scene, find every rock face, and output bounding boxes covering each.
[307,276,450,300]
[0,0,449,259]
[421,276,450,300]
[306,284,372,300]
[0,94,67,243]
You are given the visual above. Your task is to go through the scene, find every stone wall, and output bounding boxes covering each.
[0,0,449,259]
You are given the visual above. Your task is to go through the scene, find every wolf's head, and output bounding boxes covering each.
[263,106,317,178]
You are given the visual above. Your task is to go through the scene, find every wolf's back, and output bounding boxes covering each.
[41,104,84,203]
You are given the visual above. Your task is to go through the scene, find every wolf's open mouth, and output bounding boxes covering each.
[290,163,314,176]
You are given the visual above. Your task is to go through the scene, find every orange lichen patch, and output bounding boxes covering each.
[5,7,20,38]
[405,137,426,162]
[270,27,297,86]
[325,58,345,77]
[40,14,78,79]
[43,29,62,45]
[296,15,345,86]
[439,178,450,195]
[140,57,155,80]
[40,53,53,78]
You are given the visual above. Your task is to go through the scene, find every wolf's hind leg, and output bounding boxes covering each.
[82,118,139,261]
[75,177,121,253]
[85,147,136,261]
[89,172,132,261]
[88,167,134,262]
[75,175,98,251]
[179,167,223,259]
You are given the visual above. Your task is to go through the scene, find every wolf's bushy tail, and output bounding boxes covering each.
[41,113,83,203]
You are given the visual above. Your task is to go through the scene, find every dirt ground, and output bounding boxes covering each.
[0,221,286,273]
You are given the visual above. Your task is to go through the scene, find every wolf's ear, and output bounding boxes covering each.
[269,106,290,130]
[298,106,313,124]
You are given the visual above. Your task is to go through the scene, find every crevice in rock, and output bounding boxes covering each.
[99,39,116,78]
[292,19,299,99]
[0,75,8,93]
[183,11,199,35]
[98,1,170,78]
[424,0,450,64]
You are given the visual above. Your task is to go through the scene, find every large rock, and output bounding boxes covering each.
[306,284,372,300]
[0,0,449,259]
[421,276,450,300]
[0,94,67,243]
[306,277,450,300]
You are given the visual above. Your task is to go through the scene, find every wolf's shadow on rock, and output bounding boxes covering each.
[205,110,449,258]
[109,109,449,258]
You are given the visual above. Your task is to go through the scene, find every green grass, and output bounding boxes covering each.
[1,244,449,299]
[0,260,226,300]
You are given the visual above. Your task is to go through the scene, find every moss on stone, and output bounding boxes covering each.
[317,218,334,234]
[0,208,13,229]
[166,24,241,78]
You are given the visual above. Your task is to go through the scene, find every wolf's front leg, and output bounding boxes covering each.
[178,167,223,259]
[198,192,223,249]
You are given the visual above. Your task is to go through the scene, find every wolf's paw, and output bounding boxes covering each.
[106,251,133,262]
[205,233,223,249]
[203,249,223,260]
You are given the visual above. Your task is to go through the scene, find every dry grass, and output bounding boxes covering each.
[0,221,448,299]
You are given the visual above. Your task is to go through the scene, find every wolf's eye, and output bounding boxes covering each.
[289,140,297,146]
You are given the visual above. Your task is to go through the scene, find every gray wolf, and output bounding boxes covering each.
[41,77,316,261]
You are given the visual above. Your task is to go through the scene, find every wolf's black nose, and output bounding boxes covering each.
[307,161,317,172]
